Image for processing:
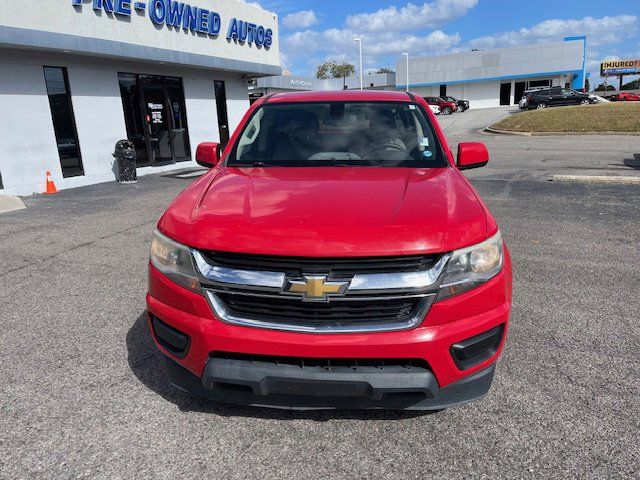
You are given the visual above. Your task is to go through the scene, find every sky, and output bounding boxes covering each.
[248,0,640,89]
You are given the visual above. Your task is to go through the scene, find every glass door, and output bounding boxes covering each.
[141,75,173,165]
[118,73,150,166]
[118,73,192,166]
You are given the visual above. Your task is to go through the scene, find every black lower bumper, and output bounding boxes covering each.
[163,356,496,410]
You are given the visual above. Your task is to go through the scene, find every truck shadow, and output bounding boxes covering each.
[126,313,437,421]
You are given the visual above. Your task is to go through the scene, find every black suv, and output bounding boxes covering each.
[526,87,594,109]
[442,96,470,112]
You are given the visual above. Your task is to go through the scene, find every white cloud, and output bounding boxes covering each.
[469,15,638,49]
[282,27,460,75]
[237,0,263,9]
[282,10,318,29]
[346,0,477,33]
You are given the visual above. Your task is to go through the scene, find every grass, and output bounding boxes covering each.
[491,102,640,133]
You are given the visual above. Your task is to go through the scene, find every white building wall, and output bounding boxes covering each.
[411,86,438,97]
[224,73,252,133]
[0,61,61,195]
[65,66,129,190]
[0,50,247,196]
[183,76,224,153]
[398,40,583,87]
[182,71,250,152]
[447,84,465,100]
[466,81,501,109]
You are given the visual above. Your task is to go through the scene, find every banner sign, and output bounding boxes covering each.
[600,59,640,77]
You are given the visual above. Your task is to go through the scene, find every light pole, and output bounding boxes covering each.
[402,53,409,92]
[354,37,363,90]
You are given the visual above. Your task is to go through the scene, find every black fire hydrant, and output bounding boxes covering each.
[113,139,137,183]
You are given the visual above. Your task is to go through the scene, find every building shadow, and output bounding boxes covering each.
[126,312,436,421]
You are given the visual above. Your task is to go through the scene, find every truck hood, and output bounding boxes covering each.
[159,167,488,257]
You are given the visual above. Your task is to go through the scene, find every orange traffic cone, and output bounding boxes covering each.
[44,170,59,195]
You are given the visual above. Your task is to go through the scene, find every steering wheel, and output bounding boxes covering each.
[363,142,406,160]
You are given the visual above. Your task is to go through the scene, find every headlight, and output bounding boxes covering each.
[150,230,201,293]
[437,231,503,300]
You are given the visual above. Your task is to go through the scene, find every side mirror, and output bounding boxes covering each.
[196,142,221,168]
[457,142,489,170]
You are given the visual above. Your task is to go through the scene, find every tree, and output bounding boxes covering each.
[621,79,640,90]
[316,61,356,80]
[316,61,337,80]
[376,67,395,74]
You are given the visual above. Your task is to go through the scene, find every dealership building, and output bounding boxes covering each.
[397,37,587,109]
[249,72,396,100]
[0,0,280,196]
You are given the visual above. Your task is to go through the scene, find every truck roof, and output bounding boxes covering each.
[266,90,414,104]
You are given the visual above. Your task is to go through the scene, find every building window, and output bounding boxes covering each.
[528,79,551,89]
[43,67,84,178]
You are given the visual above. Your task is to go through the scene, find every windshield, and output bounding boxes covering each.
[228,102,446,168]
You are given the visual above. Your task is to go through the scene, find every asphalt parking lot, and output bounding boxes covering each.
[1,108,639,479]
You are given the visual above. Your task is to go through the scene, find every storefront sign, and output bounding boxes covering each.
[71,0,273,48]
[600,59,640,77]
[291,79,312,88]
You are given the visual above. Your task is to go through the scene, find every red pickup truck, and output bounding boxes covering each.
[147,90,512,410]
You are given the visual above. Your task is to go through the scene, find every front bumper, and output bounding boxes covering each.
[164,354,496,410]
[146,254,512,410]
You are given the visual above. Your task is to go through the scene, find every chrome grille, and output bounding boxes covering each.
[193,250,449,333]
[218,293,423,325]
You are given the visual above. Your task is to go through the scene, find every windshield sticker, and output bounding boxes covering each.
[419,137,430,147]
[409,105,416,110]
[423,150,433,158]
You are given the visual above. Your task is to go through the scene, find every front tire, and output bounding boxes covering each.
[580,99,590,105]
[442,106,452,115]
[536,103,546,109]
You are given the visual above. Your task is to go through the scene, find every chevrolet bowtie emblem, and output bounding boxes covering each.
[284,275,349,301]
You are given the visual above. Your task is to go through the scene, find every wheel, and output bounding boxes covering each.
[536,103,546,109]
[580,99,590,105]
[442,106,452,115]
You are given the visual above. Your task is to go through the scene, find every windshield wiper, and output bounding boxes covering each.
[228,161,268,167]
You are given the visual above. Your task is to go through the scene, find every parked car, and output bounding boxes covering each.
[441,95,470,111]
[609,92,640,101]
[424,96,458,115]
[428,104,441,115]
[147,90,512,411]
[518,87,547,109]
[526,87,595,109]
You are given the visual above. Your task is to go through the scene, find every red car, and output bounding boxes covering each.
[610,92,640,101]
[424,96,458,115]
[147,90,512,410]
